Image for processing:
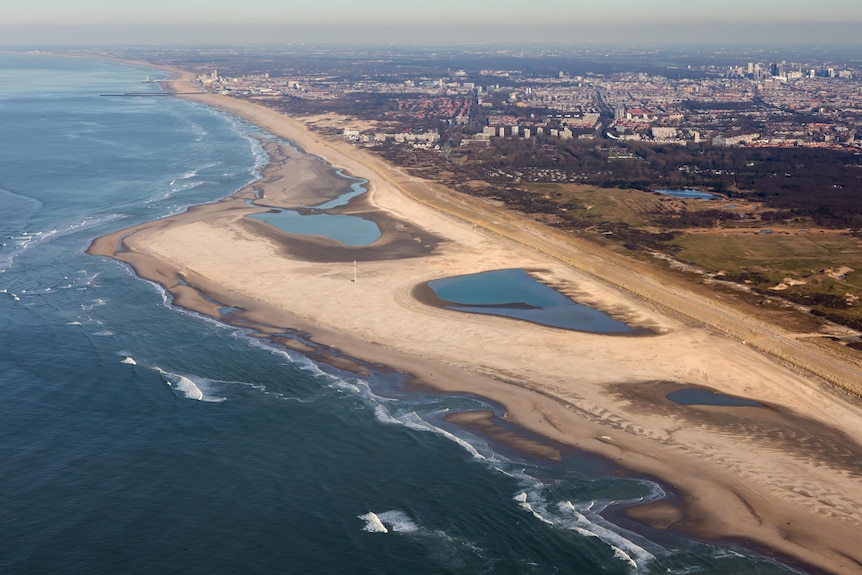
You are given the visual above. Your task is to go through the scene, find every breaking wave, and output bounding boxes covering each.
[1,214,124,274]
[358,512,389,533]
[514,488,662,572]
[154,366,226,402]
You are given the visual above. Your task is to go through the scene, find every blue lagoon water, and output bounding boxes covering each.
[655,188,719,200]
[428,269,636,334]
[248,174,381,246]
[0,54,798,574]
[248,209,381,246]
[667,389,764,408]
[312,172,369,209]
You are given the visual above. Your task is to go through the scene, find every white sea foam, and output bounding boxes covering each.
[0,229,55,272]
[375,510,419,533]
[3,215,124,274]
[158,368,203,401]
[359,510,420,535]
[179,180,204,191]
[77,270,102,288]
[64,214,124,236]
[246,336,495,463]
[261,340,381,400]
[225,120,269,175]
[173,374,204,400]
[357,509,485,570]
[331,377,366,396]
[147,180,206,204]
[251,140,269,171]
[514,490,659,572]
[186,118,209,142]
[80,298,106,311]
[514,493,555,526]
[358,512,388,533]
[395,411,489,462]
[373,404,401,425]
[612,545,639,570]
[155,366,225,402]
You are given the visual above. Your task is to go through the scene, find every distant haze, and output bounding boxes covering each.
[1,0,861,46]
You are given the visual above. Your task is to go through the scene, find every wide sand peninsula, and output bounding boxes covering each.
[88,69,862,575]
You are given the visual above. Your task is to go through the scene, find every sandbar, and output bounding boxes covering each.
[88,67,862,575]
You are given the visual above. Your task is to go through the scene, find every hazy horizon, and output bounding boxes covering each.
[3,0,862,48]
[2,21,862,48]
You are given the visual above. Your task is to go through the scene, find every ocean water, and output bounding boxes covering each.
[0,54,799,575]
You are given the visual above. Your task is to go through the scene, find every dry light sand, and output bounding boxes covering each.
[88,69,862,575]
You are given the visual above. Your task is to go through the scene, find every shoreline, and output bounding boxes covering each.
[88,65,862,575]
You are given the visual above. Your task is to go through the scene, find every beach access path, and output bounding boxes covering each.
[89,67,862,575]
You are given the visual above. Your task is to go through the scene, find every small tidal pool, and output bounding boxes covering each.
[246,177,381,246]
[426,269,638,334]
[248,209,381,246]
[655,188,719,200]
[667,389,763,407]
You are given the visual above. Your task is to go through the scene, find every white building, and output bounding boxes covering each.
[651,127,679,140]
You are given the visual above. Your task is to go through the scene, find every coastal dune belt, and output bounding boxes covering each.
[88,66,862,575]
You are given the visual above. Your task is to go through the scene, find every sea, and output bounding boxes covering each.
[0,53,800,574]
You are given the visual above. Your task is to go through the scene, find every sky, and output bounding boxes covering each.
[2,0,862,45]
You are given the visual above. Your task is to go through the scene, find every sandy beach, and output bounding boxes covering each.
[89,68,862,574]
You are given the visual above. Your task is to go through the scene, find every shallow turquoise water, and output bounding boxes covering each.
[655,188,718,200]
[248,208,381,245]
[428,269,636,334]
[668,389,764,407]
[247,171,380,245]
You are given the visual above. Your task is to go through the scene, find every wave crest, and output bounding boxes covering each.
[358,512,388,533]
[154,366,225,402]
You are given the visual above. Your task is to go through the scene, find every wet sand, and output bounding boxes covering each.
[88,67,862,575]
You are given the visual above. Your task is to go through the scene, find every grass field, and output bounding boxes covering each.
[672,232,862,319]
[523,183,862,329]
[524,183,653,227]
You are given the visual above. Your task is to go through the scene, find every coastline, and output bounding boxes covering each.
[88,66,862,574]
